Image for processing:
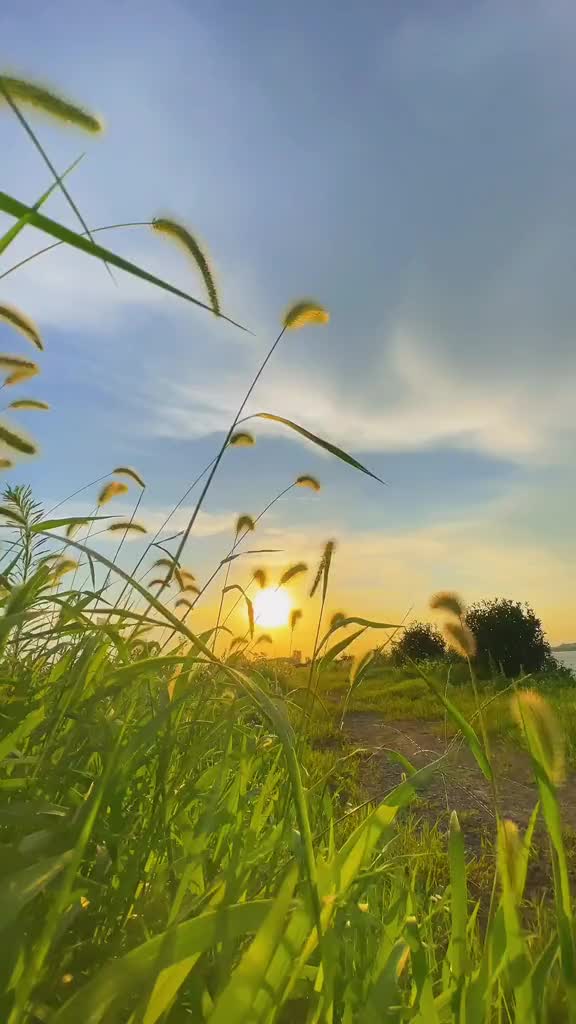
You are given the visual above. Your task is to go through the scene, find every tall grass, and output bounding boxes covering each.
[0,70,574,1023]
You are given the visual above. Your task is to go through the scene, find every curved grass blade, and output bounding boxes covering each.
[0,154,84,255]
[0,192,250,332]
[52,900,272,1024]
[245,412,385,483]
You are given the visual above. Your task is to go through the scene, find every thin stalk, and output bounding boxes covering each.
[168,327,287,578]
[0,222,152,281]
[0,83,115,283]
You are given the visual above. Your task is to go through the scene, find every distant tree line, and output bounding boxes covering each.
[377,598,561,679]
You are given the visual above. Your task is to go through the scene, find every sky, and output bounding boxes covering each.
[1,0,575,649]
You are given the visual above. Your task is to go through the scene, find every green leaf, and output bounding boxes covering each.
[52,900,272,1024]
[31,515,114,533]
[448,811,468,984]
[0,850,73,933]
[0,191,249,332]
[208,868,298,1024]
[0,706,44,761]
[319,616,399,651]
[0,154,83,255]
[246,413,385,483]
[413,664,492,781]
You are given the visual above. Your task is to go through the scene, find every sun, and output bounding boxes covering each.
[253,587,292,628]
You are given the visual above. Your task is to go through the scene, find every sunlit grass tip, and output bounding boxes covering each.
[112,466,145,488]
[8,399,49,411]
[253,568,267,589]
[290,608,302,631]
[279,562,308,586]
[229,431,255,447]
[310,539,336,597]
[430,591,465,618]
[0,420,37,456]
[0,355,39,373]
[443,621,477,659]
[235,514,255,535]
[107,521,147,534]
[283,299,330,330]
[0,73,103,132]
[295,474,321,491]
[97,481,129,506]
[511,690,565,784]
[497,818,522,895]
[0,304,43,350]
[152,218,220,315]
[4,365,39,386]
[50,558,78,583]
[0,458,13,469]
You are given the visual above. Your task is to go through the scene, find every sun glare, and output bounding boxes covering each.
[253,587,292,628]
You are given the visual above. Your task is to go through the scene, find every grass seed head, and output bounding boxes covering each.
[284,300,330,330]
[0,73,103,132]
[235,514,255,536]
[229,431,255,447]
[8,399,49,411]
[98,481,129,506]
[253,568,267,589]
[443,621,476,659]
[295,474,321,491]
[279,562,308,586]
[0,420,37,455]
[0,304,43,350]
[107,521,147,534]
[152,218,220,315]
[511,690,565,784]
[112,466,145,487]
[290,608,303,631]
[430,591,465,618]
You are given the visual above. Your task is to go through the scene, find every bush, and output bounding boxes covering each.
[466,598,551,677]
[392,622,446,664]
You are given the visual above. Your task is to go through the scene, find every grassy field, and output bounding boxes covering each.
[1,70,576,1023]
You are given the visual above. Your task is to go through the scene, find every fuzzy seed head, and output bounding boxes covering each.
[253,568,267,589]
[229,431,255,447]
[511,690,565,784]
[290,608,303,631]
[443,621,477,659]
[0,74,103,132]
[0,304,43,350]
[112,466,145,488]
[107,521,147,534]
[284,300,330,330]
[152,218,220,315]
[235,514,255,536]
[430,591,465,618]
[295,474,321,491]
[97,481,129,506]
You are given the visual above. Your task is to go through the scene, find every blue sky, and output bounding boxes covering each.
[1,0,575,644]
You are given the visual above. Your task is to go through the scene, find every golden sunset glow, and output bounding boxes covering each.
[253,587,292,628]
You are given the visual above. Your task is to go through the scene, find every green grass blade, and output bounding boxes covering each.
[0,706,44,761]
[0,850,73,933]
[245,413,386,482]
[0,191,249,332]
[208,867,298,1024]
[0,155,83,255]
[52,901,273,1024]
[411,662,492,781]
[448,811,468,985]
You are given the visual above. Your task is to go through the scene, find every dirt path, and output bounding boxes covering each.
[343,712,576,844]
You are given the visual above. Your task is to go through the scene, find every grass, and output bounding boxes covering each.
[1,69,576,1023]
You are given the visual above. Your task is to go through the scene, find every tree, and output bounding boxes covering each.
[393,622,446,664]
[465,598,551,677]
